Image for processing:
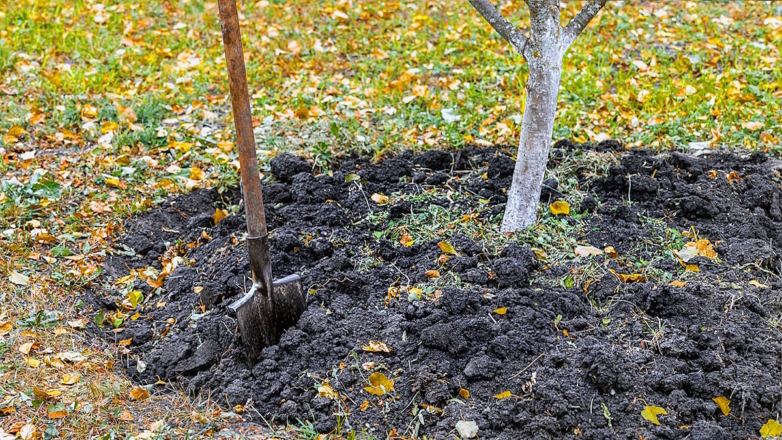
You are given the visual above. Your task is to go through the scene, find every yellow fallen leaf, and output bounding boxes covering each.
[364,372,394,396]
[749,280,768,288]
[685,264,700,272]
[459,388,470,399]
[127,290,143,308]
[362,340,392,353]
[669,280,687,288]
[371,193,389,205]
[130,386,150,400]
[25,357,41,368]
[189,167,205,180]
[575,245,602,257]
[60,374,79,385]
[550,200,570,216]
[494,390,512,400]
[318,382,338,400]
[399,233,414,247]
[604,246,618,258]
[7,125,26,138]
[493,307,507,315]
[425,270,440,278]
[213,208,228,224]
[101,121,119,134]
[761,419,782,438]
[694,239,717,259]
[438,241,457,255]
[641,405,667,425]
[119,338,132,346]
[532,248,547,260]
[360,400,369,411]
[0,322,12,335]
[609,269,646,283]
[19,341,34,355]
[713,396,730,416]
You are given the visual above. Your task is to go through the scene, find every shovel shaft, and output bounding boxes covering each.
[217,0,273,293]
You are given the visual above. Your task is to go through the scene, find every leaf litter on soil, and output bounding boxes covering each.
[86,143,782,438]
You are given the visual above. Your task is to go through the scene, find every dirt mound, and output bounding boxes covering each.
[89,145,782,439]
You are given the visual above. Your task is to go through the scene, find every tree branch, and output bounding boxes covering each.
[561,0,607,55]
[469,0,530,58]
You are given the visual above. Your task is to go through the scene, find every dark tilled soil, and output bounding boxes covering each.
[89,142,782,439]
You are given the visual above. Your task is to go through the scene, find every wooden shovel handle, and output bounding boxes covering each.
[218,0,274,294]
[217,0,267,240]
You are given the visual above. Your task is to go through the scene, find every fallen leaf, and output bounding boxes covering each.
[726,171,742,184]
[48,404,68,419]
[119,338,132,346]
[60,374,79,385]
[318,382,338,400]
[130,387,150,400]
[57,351,86,362]
[761,419,782,438]
[190,166,205,181]
[399,233,414,247]
[0,322,12,335]
[641,405,667,426]
[685,264,700,272]
[575,245,603,257]
[120,409,134,421]
[127,290,143,308]
[438,241,457,255]
[550,200,570,216]
[459,388,470,399]
[9,271,29,286]
[494,390,512,400]
[67,319,86,329]
[425,270,440,278]
[604,246,618,258]
[371,193,389,205]
[18,342,33,355]
[609,269,647,283]
[455,420,479,439]
[18,424,36,440]
[669,280,687,288]
[287,40,303,55]
[213,208,228,224]
[713,396,730,416]
[360,400,369,411]
[25,358,40,368]
[750,280,769,288]
[493,307,507,315]
[364,372,394,396]
[742,121,764,131]
[362,340,392,353]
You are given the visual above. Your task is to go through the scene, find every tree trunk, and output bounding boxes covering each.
[501,58,562,232]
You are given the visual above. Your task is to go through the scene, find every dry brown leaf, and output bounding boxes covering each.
[459,388,470,399]
[425,270,440,278]
[609,269,647,283]
[318,382,338,399]
[669,280,687,288]
[604,246,619,258]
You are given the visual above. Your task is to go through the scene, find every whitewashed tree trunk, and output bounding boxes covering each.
[468,0,607,232]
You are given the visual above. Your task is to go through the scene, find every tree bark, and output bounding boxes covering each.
[501,60,561,232]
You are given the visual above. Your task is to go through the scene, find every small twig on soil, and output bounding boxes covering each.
[508,352,546,380]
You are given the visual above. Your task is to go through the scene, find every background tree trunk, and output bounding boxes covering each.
[501,61,561,232]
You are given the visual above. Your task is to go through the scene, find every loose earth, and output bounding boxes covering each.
[88,142,782,439]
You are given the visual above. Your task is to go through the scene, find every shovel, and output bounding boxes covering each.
[217,0,306,366]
